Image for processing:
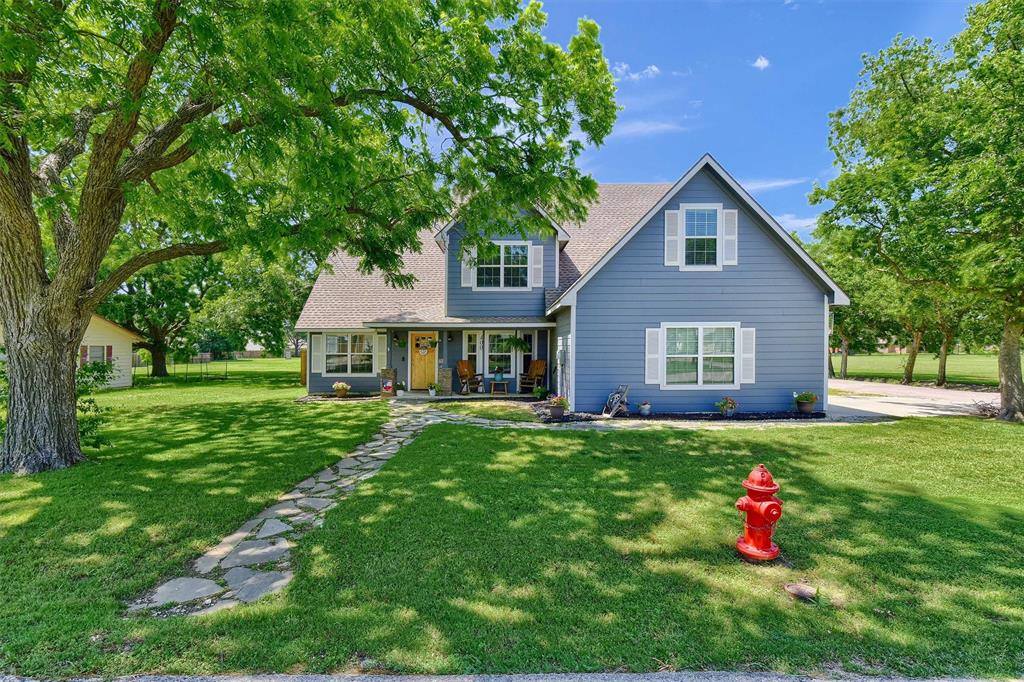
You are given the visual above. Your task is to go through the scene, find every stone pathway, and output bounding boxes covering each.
[128,403,447,616]
[128,398,898,616]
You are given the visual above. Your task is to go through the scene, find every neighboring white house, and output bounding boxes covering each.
[78,315,144,388]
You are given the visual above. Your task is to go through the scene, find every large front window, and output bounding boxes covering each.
[665,325,736,386]
[485,331,514,375]
[476,242,529,289]
[325,332,374,375]
[684,208,718,267]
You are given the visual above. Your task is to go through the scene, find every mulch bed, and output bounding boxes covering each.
[529,402,826,423]
[296,393,381,402]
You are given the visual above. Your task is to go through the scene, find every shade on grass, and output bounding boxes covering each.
[0,360,388,677]
[6,394,1022,677]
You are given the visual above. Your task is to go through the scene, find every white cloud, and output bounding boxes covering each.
[612,62,662,81]
[752,55,771,71]
[775,213,819,237]
[740,177,809,191]
[612,120,688,138]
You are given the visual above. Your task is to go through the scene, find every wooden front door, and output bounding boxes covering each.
[410,331,438,390]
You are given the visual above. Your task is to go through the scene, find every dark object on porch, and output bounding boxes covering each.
[518,359,547,393]
[456,360,483,394]
[602,385,630,417]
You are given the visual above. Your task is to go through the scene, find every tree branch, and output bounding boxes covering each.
[83,238,227,309]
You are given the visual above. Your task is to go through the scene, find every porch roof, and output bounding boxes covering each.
[363,316,554,329]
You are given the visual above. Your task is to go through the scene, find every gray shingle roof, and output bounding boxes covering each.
[295,183,672,330]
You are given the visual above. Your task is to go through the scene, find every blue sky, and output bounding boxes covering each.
[541,0,972,240]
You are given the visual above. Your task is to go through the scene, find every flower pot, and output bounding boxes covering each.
[724,408,736,418]
[549,405,565,419]
[495,372,504,382]
[428,389,437,397]
[796,400,815,414]
[396,389,406,397]
[334,388,349,398]
[639,404,651,416]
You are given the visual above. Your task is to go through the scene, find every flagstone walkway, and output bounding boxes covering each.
[127,400,887,616]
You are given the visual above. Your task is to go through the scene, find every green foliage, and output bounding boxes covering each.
[794,390,818,403]
[9,0,617,289]
[714,396,737,414]
[531,385,550,400]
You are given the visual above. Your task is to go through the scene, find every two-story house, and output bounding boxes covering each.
[295,154,848,414]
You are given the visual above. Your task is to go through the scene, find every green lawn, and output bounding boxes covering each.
[3,364,1024,677]
[836,352,1009,386]
[0,359,388,677]
[432,399,539,422]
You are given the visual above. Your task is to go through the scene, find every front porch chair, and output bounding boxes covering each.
[518,359,547,393]
[456,360,483,394]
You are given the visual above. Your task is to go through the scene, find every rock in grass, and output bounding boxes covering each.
[784,582,818,602]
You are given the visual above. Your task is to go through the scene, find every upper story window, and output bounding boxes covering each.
[476,242,530,289]
[684,208,718,267]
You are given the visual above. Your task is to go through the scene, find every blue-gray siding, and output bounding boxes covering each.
[446,227,558,317]
[308,327,549,395]
[573,167,828,413]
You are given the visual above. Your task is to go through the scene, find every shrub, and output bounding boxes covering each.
[532,385,550,400]
[794,391,818,403]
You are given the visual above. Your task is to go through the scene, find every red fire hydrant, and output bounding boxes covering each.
[735,463,783,561]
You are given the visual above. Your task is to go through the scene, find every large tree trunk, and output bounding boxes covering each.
[936,330,954,387]
[828,352,836,378]
[840,337,850,379]
[150,344,169,377]
[997,318,1024,422]
[0,308,90,474]
[902,329,923,385]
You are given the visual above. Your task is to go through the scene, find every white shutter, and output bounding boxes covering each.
[741,327,756,383]
[310,333,324,374]
[645,327,662,384]
[664,210,681,267]
[723,209,738,265]
[530,244,544,288]
[373,334,388,374]
[461,246,475,287]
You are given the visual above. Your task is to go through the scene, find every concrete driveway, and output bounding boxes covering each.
[828,379,998,419]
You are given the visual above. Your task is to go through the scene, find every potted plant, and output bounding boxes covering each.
[395,381,407,397]
[794,391,818,414]
[532,385,550,400]
[494,366,505,382]
[427,381,441,397]
[638,400,652,416]
[549,394,569,419]
[332,381,351,398]
[715,396,737,417]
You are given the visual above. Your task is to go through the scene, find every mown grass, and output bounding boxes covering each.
[431,399,539,422]
[0,359,388,677]
[836,352,1011,387]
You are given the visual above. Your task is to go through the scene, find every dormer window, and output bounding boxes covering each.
[684,208,718,267]
[475,241,530,289]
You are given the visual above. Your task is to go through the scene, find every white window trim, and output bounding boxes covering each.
[659,321,740,390]
[321,330,378,377]
[483,329,517,378]
[471,240,534,292]
[678,203,724,272]
[462,329,484,375]
[516,330,537,375]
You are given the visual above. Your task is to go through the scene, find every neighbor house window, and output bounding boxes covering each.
[87,345,106,364]
[476,242,529,289]
[684,208,718,267]
[325,332,374,375]
[485,331,514,376]
[665,324,736,386]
